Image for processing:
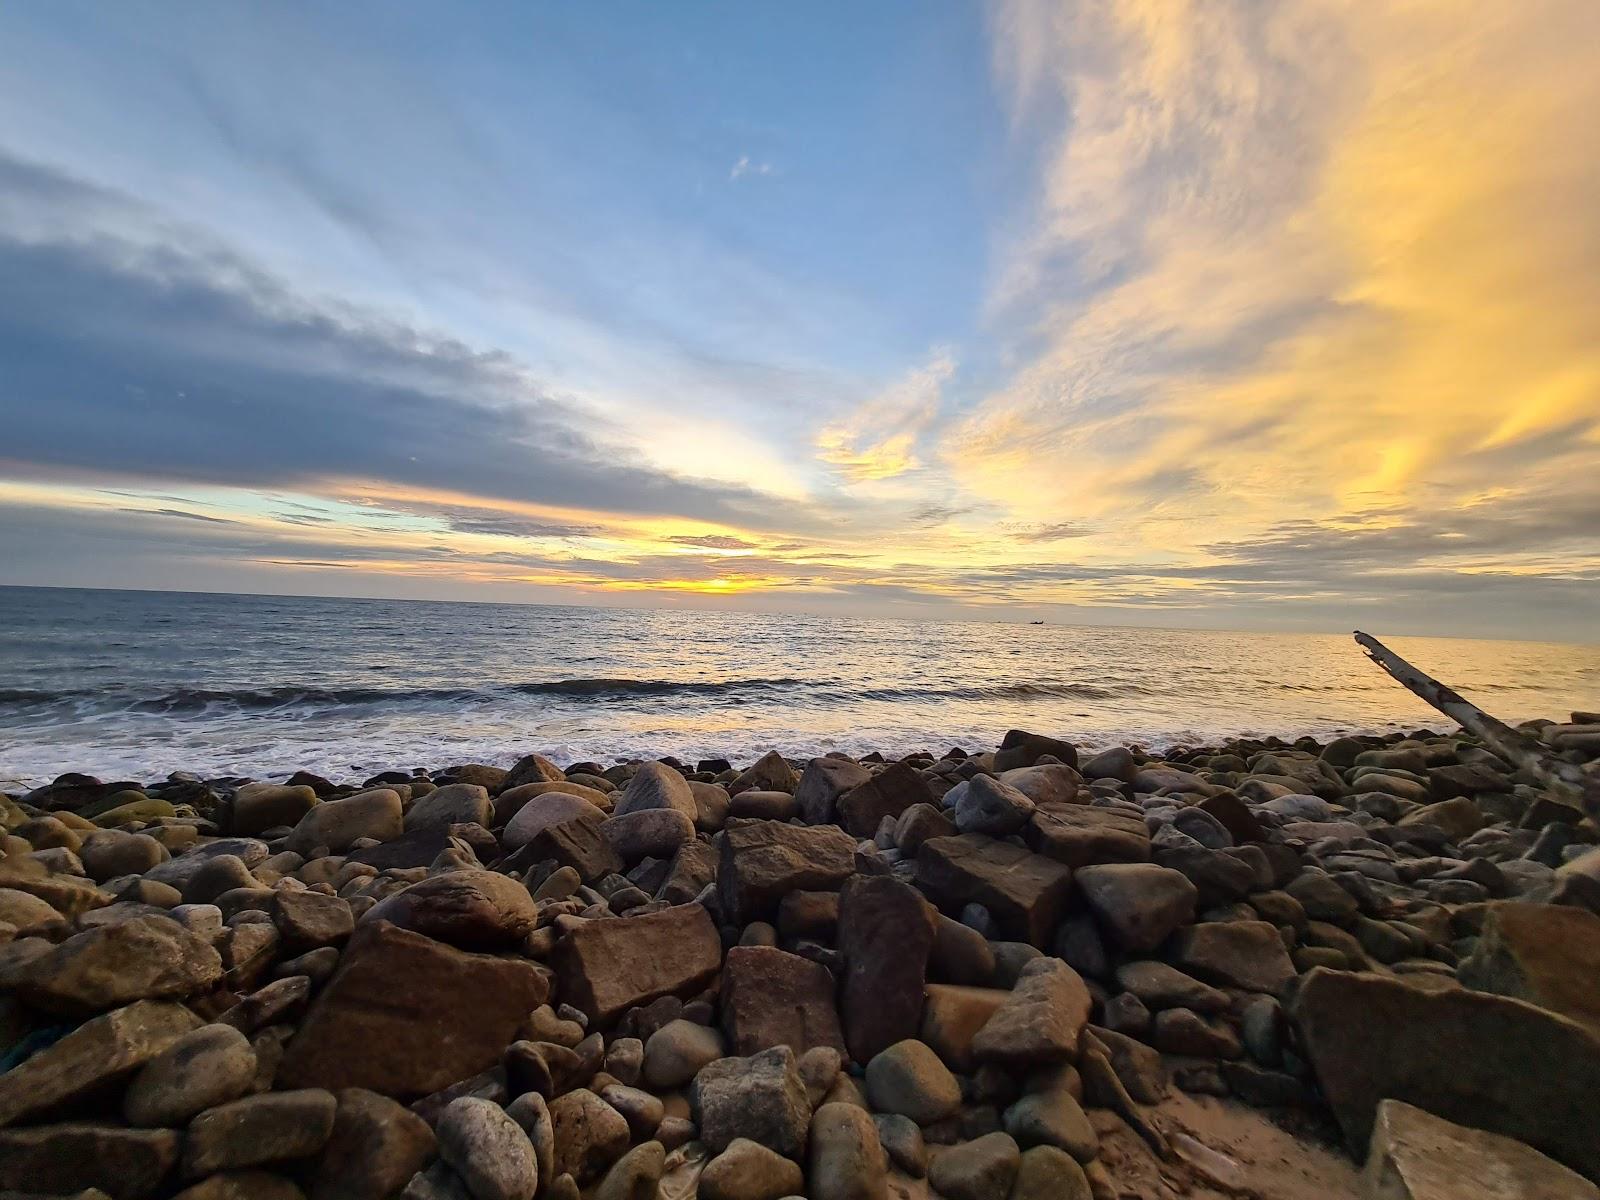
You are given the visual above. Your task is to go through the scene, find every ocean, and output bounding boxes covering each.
[1,585,1595,786]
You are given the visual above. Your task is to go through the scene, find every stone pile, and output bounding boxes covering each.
[1,713,1599,1200]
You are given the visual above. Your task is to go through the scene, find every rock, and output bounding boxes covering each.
[1399,797,1485,841]
[502,753,568,792]
[718,821,856,926]
[124,1023,257,1126]
[930,913,997,985]
[364,871,536,950]
[837,875,938,1063]
[971,959,1091,1066]
[1085,1026,1166,1104]
[602,809,696,861]
[184,1090,338,1177]
[0,998,200,1127]
[864,1040,961,1124]
[927,1131,1021,1200]
[0,1122,180,1200]
[919,985,1009,1073]
[1292,967,1600,1180]
[1003,1088,1097,1161]
[614,762,697,820]
[503,792,606,846]
[722,945,846,1057]
[916,835,1073,947]
[794,758,873,826]
[437,1097,538,1200]
[1114,961,1229,1013]
[405,784,492,833]
[1080,746,1137,783]
[731,751,799,795]
[547,1088,630,1184]
[505,802,621,882]
[1010,1145,1091,1200]
[1458,901,1600,1038]
[552,902,721,1025]
[504,1093,555,1192]
[1075,863,1196,954]
[643,1019,726,1090]
[279,921,549,1097]
[693,1045,812,1158]
[80,832,168,881]
[996,730,1079,771]
[286,791,403,854]
[310,1088,436,1200]
[0,885,64,933]
[173,1171,308,1200]
[1285,871,1360,924]
[1364,1098,1598,1200]
[948,775,1036,837]
[1166,921,1296,994]
[1152,1008,1242,1057]
[17,915,223,1016]
[597,1085,662,1141]
[837,762,933,839]
[593,1140,664,1200]
[274,890,354,953]
[807,1103,887,1200]
[701,1137,804,1200]
[999,764,1083,807]
[233,784,320,837]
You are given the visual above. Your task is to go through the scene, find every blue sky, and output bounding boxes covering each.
[1,0,1597,641]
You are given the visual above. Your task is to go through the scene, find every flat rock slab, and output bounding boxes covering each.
[1293,967,1600,1182]
[1366,1099,1598,1200]
[972,959,1091,1066]
[721,945,846,1057]
[717,821,856,925]
[1027,805,1150,867]
[0,1122,180,1200]
[279,920,549,1097]
[0,999,201,1127]
[916,834,1073,947]
[553,901,722,1026]
[18,914,223,1017]
[1459,901,1600,1038]
[1165,920,1295,994]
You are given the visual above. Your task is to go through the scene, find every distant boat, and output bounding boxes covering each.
[1029,620,1045,625]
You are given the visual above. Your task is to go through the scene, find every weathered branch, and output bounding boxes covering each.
[1353,630,1600,819]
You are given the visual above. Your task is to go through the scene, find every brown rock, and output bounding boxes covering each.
[837,875,937,1064]
[795,758,873,826]
[919,985,1008,1073]
[278,921,549,1097]
[17,916,223,1017]
[503,802,621,882]
[183,1090,337,1177]
[274,890,354,953]
[552,902,721,1026]
[0,999,201,1127]
[916,834,1073,947]
[1166,920,1296,994]
[717,821,856,925]
[1025,806,1150,867]
[971,959,1091,1066]
[310,1088,436,1200]
[837,762,934,839]
[363,870,537,950]
[0,1122,179,1200]
[722,945,846,1057]
[1458,901,1600,1038]
[1292,967,1600,1180]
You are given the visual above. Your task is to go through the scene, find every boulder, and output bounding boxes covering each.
[279,921,549,1097]
[864,1040,961,1124]
[919,984,1009,1073]
[602,809,696,861]
[1166,920,1296,994]
[1011,1145,1091,1200]
[808,1103,887,1200]
[1458,901,1600,1038]
[701,1137,805,1200]
[310,1088,436,1200]
[927,1131,1021,1200]
[971,958,1091,1066]
[405,784,492,833]
[18,915,223,1016]
[232,783,319,837]
[948,775,1036,837]
[274,889,355,953]
[503,793,608,848]
[795,758,873,826]
[0,1122,180,1200]
[613,762,697,820]
[999,764,1083,807]
[693,1045,811,1158]
[183,1089,338,1177]
[141,838,270,891]
[1364,1098,1598,1200]
[501,753,568,792]
[0,998,201,1127]
[722,945,846,1057]
[363,870,536,950]
[286,791,403,854]
[837,875,938,1063]
[643,1019,727,1090]
[1292,967,1600,1180]
[437,1097,538,1200]
[552,902,721,1025]
[1075,863,1196,954]
[503,802,621,882]
[995,730,1079,771]
[916,835,1073,947]
[717,821,856,925]
[730,751,799,795]
[837,762,933,839]
[547,1088,630,1184]
[124,1023,257,1127]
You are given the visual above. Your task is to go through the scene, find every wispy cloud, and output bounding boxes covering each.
[816,349,957,482]
[729,155,774,181]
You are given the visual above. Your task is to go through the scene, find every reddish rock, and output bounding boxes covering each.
[838,876,937,1064]
[837,762,934,839]
[278,920,549,1098]
[722,946,846,1057]
[718,821,856,925]
[553,902,722,1026]
[916,834,1073,947]
[1026,807,1150,868]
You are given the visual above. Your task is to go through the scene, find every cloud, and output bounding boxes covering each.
[729,155,774,181]
[0,153,816,536]
[817,349,958,482]
[961,0,1600,575]
[666,534,759,550]
[1007,521,1092,543]
[119,507,239,525]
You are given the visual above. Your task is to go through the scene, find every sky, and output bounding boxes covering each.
[0,0,1597,642]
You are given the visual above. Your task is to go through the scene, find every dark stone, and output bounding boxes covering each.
[717,821,856,926]
[722,946,846,1057]
[552,902,722,1026]
[837,762,934,839]
[916,835,1073,947]
[837,876,938,1064]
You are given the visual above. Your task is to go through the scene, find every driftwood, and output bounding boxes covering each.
[1353,630,1600,819]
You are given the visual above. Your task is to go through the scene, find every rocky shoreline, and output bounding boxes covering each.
[3,717,1600,1200]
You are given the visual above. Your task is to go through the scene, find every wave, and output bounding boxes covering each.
[0,675,1152,718]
